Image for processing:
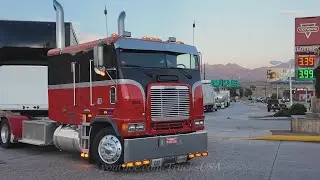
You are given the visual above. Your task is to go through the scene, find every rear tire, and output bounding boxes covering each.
[0,119,12,149]
[91,127,124,171]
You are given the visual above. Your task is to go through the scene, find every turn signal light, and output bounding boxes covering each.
[126,162,134,167]
[135,161,142,166]
[202,152,208,156]
[80,152,89,158]
[143,160,150,165]
[122,159,150,168]
[188,152,208,159]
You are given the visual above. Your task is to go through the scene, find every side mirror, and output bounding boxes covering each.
[93,45,105,76]
[93,45,104,67]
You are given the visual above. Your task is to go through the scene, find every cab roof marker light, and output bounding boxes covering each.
[111,33,119,37]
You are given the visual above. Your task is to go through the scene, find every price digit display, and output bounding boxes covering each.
[297,56,316,67]
[297,69,314,79]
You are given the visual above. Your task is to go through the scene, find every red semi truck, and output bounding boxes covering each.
[0,0,208,170]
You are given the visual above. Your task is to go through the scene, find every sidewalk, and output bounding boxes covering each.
[209,129,320,142]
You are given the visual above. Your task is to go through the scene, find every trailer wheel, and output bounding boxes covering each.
[0,119,11,149]
[92,127,124,171]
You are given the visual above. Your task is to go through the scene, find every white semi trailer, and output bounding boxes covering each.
[202,83,216,112]
[220,90,231,107]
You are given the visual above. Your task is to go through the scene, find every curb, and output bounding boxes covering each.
[249,117,291,121]
[208,136,249,141]
[249,135,320,142]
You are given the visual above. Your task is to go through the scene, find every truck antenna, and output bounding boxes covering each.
[104,5,109,37]
[192,20,195,46]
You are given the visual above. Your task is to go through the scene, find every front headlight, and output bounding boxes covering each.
[127,123,145,132]
[194,120,204,126]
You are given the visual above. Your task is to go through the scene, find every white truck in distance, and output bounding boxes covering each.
[215,94,227,109]
[220,90,231,107]
[202,83,217,112]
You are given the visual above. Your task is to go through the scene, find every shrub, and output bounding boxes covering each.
[289,103,307,115]
[274,108,291,117]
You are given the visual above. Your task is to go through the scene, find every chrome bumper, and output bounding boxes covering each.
[123,131,208,166]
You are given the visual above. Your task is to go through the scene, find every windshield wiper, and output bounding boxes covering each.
[123,65,153,79]
[169,67,192,79]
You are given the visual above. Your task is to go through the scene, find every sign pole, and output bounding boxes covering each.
[289,63,293,106]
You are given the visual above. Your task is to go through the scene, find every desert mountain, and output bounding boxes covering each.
[202,59,294,82]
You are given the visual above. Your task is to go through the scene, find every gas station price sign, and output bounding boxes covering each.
[295,54,316,80]
[296,68,314,79]
[296,55,316,67]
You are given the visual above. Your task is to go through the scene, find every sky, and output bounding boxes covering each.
[1,0,320,69]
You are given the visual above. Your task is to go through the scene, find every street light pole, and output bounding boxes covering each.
[289,62,293,106]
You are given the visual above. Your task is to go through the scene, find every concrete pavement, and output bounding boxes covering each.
[206,102,289,139]
[0,102,320,179]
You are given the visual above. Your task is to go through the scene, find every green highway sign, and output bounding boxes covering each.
[210,79,239,87]
[211,80,222,87]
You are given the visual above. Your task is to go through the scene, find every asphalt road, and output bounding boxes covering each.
[1,102,320,180]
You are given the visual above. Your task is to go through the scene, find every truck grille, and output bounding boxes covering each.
[151,121,184,130]
[150,85,190,121]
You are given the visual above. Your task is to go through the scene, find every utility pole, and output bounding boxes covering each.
[265,84,267,98]
[289,63,293,106]
[104,6,109,37]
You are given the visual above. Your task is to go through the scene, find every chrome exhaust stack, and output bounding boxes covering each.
[53,0,65,49]
[117,11,131,37]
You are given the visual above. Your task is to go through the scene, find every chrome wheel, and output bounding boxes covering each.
[1,123,9,144]
[98,135,122,164]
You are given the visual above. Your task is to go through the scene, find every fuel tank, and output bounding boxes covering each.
[53,125,81,153]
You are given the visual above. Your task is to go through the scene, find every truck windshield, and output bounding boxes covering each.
[119,49,199,70]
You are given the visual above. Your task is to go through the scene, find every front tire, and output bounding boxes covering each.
[0,119,12,149]
[92,127,124,171]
